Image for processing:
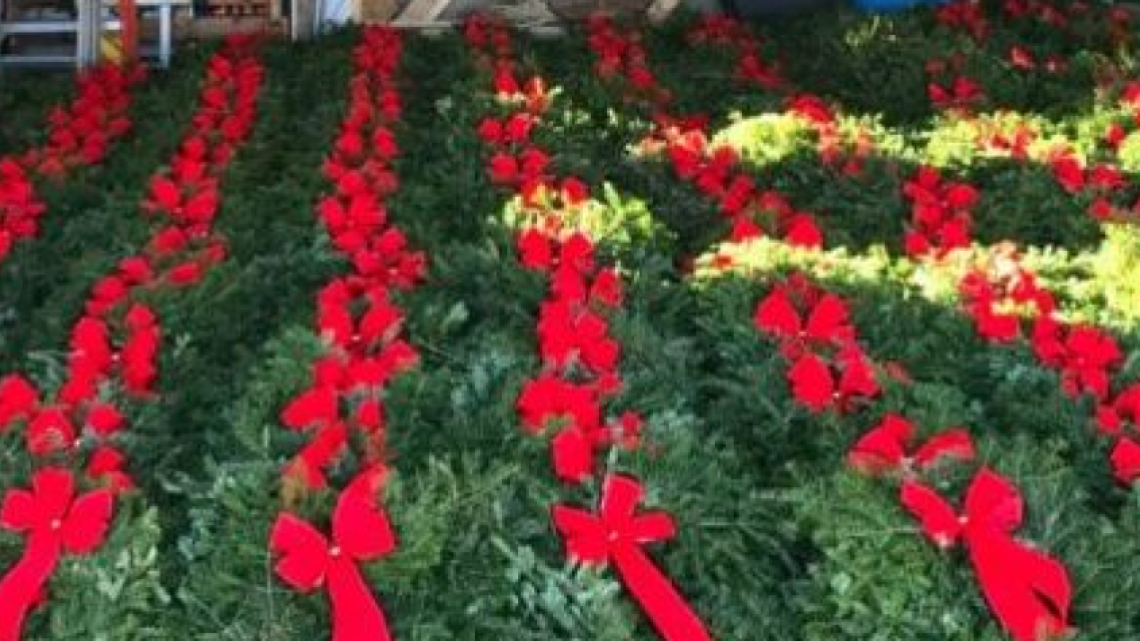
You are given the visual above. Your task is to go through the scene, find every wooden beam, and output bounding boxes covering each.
[355,0,395,23]
[646,0,680,24]
[392,0,451,26]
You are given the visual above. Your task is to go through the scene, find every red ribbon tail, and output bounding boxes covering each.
[969,531,1072,641]
[0,537,60,641]
[327,561,393,641]
[613,547,713,641]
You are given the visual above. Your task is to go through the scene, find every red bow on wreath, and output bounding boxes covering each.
[901,468,1072,641]
[847,414,974,476]
[270,484,396,641]
[0,468,113,641]
[552,474,712,641]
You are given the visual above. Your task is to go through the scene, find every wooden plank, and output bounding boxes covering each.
[178,13,283,37]
[646,0,679,23]
[393,0,451,25]
[354,0,395,22]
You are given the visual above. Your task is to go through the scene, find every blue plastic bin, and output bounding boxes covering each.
[851,0,947,11]
[729,0,836,16]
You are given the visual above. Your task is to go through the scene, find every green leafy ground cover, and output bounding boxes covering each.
[3,3,1140,638]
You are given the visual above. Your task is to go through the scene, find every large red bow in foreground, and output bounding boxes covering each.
[901,469,1072,641]
[552,475,712,641]
[0,468,113,641]
[270,485,396,641]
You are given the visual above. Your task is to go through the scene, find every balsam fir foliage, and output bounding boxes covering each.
[0,75,73,155]
[2,2,1140,639]
[0,50,213,362]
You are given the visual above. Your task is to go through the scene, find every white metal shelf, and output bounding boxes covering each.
[1,0,187,68]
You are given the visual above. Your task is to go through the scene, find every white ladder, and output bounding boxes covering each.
[0,0,185,69]
[0,0,95,67]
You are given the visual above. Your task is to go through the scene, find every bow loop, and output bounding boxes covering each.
[551,505,609,564]
[599,473,646,527]
[963,468,1023,535]
[270,513,331,592]
[332,491,396,562]
[627,512,676,545]
[59,489,113,554]
[31,468,76,529]
[0,489,37,533]
[1110,437,1140,484]
[900,480,964,547]
[0,374,39,428]
[914,429,974,469]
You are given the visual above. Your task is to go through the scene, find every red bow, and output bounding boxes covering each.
[848,414,974,476]
[901,166,977,257]
[786,347,879,413]
[0,374,39,429]
[0,468,113,641]
[753,286,854,358]
[1110,437,1140,484]
[901,469,1071,641]
[552,475,712,641]
[1031,319,1121,401]
[270,484,396,641]
[537,300,620,373]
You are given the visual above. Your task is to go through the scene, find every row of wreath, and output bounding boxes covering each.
[2,9,1140,640]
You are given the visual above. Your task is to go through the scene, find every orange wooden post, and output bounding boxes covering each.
[119,0,138,65]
